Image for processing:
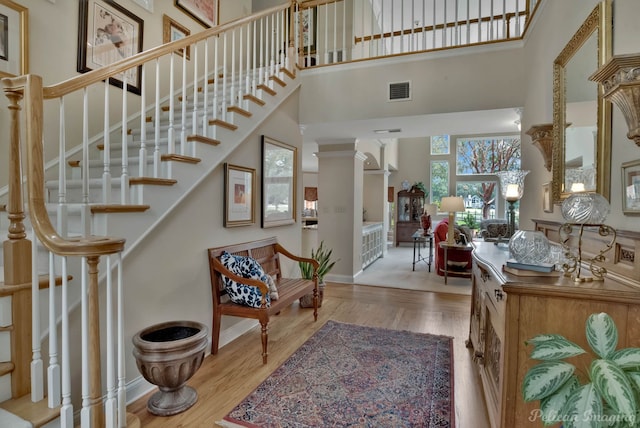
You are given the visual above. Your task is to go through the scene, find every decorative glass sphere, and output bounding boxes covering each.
[509,230,551,264]
[561,192,610,224]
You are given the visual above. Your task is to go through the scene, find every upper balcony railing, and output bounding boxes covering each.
[294,0,541,68]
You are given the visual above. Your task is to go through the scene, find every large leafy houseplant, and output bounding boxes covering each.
[298,241,339,308]
[522,312,640,427]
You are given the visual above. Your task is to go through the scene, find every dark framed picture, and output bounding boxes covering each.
[261,136,297,228]
[77,0,144,95]
[0,0,28,78]
[224,163,255,227]
[622,159,640,215]
[162,14,190,60]
[175,0,218,28]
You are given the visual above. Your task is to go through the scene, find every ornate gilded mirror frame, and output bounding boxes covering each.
[551,0,612,203]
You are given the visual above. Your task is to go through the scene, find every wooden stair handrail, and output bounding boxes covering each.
[42,2,292,100]
[2,74,125,257]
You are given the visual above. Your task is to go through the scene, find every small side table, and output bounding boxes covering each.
[412,230,433,272]
[438,241,474,284]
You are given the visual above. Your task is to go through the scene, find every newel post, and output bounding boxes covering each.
[2,76,33,398]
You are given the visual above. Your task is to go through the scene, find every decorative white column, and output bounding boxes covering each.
[316,139,367,282]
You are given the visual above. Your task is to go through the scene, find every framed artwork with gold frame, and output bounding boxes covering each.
[0,0,28,78]
[162,14,190,60]
[224,163,255,227]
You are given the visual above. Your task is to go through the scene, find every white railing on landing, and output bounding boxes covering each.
[1,3,294,427]
[297,0,541,68]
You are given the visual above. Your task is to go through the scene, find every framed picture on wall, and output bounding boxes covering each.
[261,135,297,228]
[162,14,190,60]
[175,0,217,28]
[0,0,29,78]
[77,0,144,95]
[224,163,255,227]
[622,159,640,215]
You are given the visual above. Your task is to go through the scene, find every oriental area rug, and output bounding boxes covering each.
[217,320,454,428]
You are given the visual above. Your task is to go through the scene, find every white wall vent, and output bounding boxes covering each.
[388,81,411,101]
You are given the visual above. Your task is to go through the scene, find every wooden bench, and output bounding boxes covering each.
[207,237,319,364]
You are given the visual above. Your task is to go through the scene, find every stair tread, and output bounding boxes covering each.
[0,394,60,428]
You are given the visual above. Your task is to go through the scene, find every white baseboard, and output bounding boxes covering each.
[219,319,258,348]
[325,273,356,283]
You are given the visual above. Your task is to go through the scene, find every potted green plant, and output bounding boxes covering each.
[522,312,640,427]
[299,240,339,308]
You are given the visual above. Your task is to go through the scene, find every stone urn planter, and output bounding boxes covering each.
[132,320,208,416]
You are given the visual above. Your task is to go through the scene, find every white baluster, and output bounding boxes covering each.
[117,253,127,428]
[213,37,219,123]
[180,52,187,156]
[246,23,252,96]
[139,63,147,185]
[238,25,244,108]
[222,32,228,121]
[259,17,265,84]
[31,233,44,402]
[48,252,61,408]
[103,82,112,204]
[57,98,68,237]
[202,39,209,137]
[251,21,262,96]
[120,75,130,205]
[59,257,73,428]
[192,41,199,139]
[230,28,236,108]
[82,89,91,235]
[168,53,176,155]
[154,58,161,178]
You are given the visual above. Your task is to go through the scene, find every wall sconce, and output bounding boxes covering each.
[525,123,554,172]
[496,170,529,238]
[440,196,465,245]
[590,53,640,146]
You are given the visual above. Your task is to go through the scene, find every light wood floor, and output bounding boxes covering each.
[128,283,491,428]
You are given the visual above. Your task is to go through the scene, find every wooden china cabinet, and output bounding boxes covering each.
[395,188,424,246]
[468,240,640,427]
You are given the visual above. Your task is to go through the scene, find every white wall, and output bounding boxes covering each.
[299,45,525,126]
[120,92,303,384]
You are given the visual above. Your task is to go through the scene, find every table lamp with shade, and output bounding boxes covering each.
[440,196,465,245]
[496,170,530,238]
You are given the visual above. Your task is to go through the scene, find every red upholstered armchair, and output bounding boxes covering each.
[434,219,473,277]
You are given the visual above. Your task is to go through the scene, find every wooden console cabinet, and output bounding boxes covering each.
[468,242,640,427]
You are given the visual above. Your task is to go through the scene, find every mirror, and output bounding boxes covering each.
[551,0,612,203]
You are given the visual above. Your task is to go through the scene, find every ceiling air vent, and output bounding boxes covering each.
[388,81,411,102]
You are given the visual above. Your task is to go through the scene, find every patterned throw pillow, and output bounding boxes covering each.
[220,252,278,308]
[486,223,509,238]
